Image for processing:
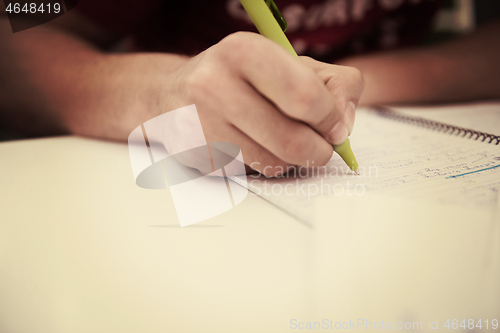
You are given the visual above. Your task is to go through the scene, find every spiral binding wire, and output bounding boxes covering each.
[374,106,500,145]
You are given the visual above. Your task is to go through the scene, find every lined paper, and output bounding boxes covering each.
[232,108,500,223]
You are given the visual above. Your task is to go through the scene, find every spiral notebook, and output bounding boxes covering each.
[232,103,500,224]
[376,105,500,145]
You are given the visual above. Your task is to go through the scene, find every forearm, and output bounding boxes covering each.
[0,17,188,140]
[340,20,500,105]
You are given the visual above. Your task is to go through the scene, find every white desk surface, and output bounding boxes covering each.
[1,136,499,333]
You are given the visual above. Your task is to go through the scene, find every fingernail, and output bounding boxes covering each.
[327,120,349,145]
[346,101,356,135]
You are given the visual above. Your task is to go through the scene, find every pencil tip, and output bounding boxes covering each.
[354,169,360,175]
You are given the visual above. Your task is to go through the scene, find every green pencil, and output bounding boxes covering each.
[239,0,359,173]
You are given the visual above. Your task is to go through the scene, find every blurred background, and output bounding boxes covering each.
[1,0,499,142]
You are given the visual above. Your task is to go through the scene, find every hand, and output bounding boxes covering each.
[164,32,364,177]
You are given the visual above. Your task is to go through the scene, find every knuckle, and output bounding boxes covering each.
[213,32,254,65]
[346,66,365,92]
[300,55,315,63]
[182,66,216,101]
[221,31,253,45]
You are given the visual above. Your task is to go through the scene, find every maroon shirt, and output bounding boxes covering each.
[77,0,444,62]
